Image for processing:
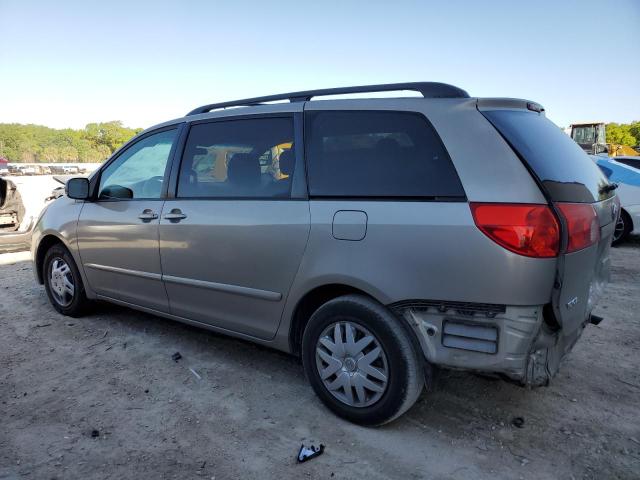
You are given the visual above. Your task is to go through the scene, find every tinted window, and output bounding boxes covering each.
[99,129,176,200]
[305,111,464,198]
[483,110,612,203]
[615,158,640,170]
[178,118,295,199]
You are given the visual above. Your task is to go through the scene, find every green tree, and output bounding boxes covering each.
[606,122,637,146]
[0,121,142,163]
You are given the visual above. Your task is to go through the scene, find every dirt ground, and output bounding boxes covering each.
[1,239,639,480]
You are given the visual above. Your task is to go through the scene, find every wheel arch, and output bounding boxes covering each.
[287,283,424,361]
[288,284,367,356]
[35,234,68,284]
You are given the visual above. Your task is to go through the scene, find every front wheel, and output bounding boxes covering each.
[43,244,91,317]
[302,294,425,426]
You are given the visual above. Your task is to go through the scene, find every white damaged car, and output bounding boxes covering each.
[593,156,640,244]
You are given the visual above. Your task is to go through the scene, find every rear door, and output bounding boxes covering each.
[481,104,617,335]
[159,113,310,340]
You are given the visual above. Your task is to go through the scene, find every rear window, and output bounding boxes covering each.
[305,111,464,199]
[483,110,612,203]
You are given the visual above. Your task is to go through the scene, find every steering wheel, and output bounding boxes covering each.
[141,176,164,198]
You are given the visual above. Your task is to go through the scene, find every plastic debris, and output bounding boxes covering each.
[189,368,202,380]
[172,352,182,362]
[297,443,325,463]
[512,417,525,428]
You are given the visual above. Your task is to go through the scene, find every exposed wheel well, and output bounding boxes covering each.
[288,284,376,356]
[35,235,64,284]
[622,208,633,230]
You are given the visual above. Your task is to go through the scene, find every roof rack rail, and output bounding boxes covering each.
[186,82,469,116]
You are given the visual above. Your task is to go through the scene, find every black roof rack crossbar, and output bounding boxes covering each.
[186,82,469,116]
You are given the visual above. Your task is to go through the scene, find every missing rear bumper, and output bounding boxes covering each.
[442,320,498,354]
[394,302,588,387]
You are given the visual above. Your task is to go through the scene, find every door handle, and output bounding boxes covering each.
[164,208,187,222]
[138,209,158,221]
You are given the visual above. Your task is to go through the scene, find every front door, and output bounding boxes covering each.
[77,127,179,312]
[159,116,310,339]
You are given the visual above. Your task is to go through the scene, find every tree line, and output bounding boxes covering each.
[0,121,142,163]
[605,121,640,147]
[1,119,637,164]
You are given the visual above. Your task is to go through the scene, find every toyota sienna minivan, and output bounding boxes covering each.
[32,82,618,425]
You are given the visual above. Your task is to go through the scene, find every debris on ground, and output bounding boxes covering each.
[297,443,325,463]
[172,352,182,362]
[90,429,99,438]
[34,323,51,328]
[512,417,525,428]
[189,368,202,380]
[87,339,105,349]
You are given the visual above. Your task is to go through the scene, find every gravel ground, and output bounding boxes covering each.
[1,238,639,480]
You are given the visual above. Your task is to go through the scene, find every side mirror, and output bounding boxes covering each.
[66,177,90,200]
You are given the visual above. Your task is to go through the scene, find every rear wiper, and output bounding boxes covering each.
[600,183,618,194]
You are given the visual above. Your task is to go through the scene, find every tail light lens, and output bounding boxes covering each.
[470,203,560,258]
[555,203,599,253]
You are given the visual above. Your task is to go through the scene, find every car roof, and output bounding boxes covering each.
[141,96,541,138]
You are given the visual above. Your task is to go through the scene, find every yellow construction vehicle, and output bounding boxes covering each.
[568,122,639,156]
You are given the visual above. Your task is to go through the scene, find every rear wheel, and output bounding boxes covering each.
[612,210,632,246]
[302,294,425,426]
[43,244,91,317]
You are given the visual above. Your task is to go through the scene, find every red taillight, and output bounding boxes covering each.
[470,203,560,258]
[556,203,599,253]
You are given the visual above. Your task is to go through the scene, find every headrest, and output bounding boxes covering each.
[227,153,260,187]
[279,149,295,176]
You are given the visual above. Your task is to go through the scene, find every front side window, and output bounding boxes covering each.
[98,129,177,200]
[305,111,464,198]
[177,117,295,199]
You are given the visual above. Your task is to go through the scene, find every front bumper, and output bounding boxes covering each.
[395,302,587,387]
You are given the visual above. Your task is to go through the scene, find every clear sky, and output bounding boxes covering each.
[1,0,638,130]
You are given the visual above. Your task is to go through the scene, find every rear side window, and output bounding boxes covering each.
[305,111,464,199]
[177,117,295,199]
[483,110,612,203]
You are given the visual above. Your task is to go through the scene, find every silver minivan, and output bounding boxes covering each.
[32,83,618,425]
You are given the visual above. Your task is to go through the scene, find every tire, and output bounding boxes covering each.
[302,294,425,426]
[43,243,91,317]
[612,210,632,246]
